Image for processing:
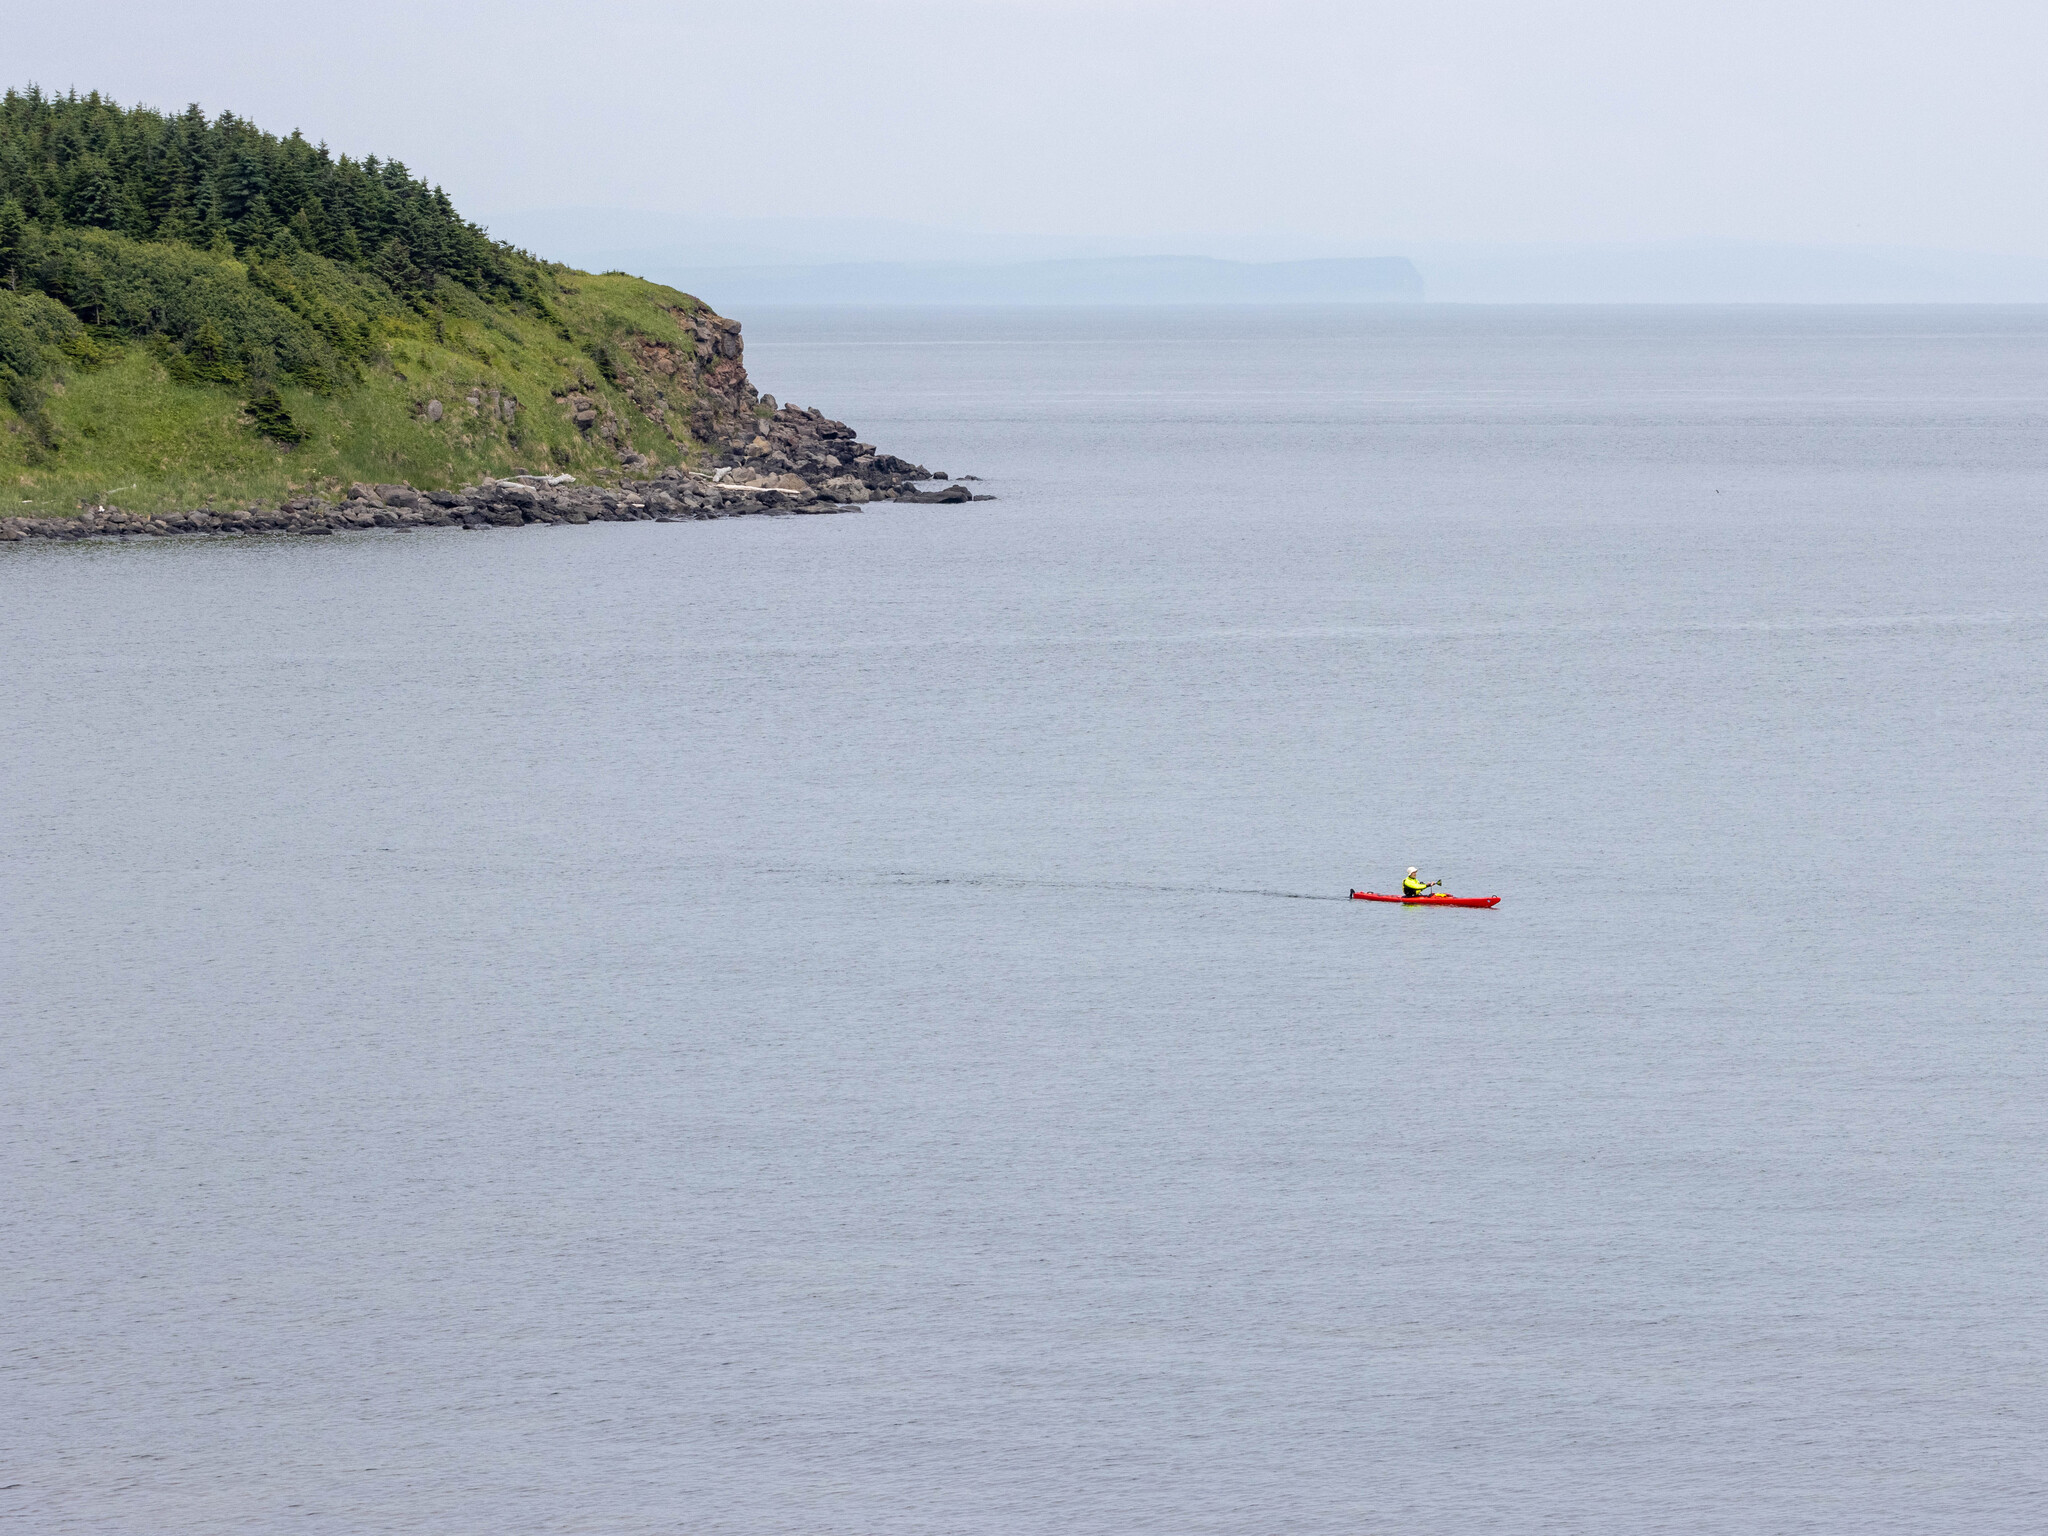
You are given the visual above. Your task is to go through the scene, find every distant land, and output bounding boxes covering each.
[633,257,1425,307]
[641,244,2048,307]
[485,210,2048,306]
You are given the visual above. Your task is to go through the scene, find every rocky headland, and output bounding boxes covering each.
[0,91,980,536]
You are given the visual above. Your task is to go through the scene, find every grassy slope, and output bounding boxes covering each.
[1,269,722,515]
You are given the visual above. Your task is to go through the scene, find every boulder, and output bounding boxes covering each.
[821,476,871,504]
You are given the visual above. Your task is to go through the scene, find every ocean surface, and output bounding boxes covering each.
[5,306,2047,1534]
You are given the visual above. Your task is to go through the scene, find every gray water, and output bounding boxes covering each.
[5,306,2047,1533]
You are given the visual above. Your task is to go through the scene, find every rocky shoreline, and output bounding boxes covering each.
[0,400,988,544]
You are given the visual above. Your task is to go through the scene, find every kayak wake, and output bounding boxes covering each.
[779,871,1492,906]
[869,872,1350,901]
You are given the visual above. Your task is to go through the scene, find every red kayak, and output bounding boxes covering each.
[1351,890,1500,908]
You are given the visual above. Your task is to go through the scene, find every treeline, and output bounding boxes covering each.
[0,87,537,305]
[0,87,563,450]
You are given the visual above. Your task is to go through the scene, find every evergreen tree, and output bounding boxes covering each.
[156,195,199,248]
[0,198,24,283]
[235,191,277,252]
[65,153,120,228]
[186,317,238,382]
[116,181,151,241]
[370,236,424,299]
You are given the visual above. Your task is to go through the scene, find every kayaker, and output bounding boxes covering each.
[1402,867,1433,897]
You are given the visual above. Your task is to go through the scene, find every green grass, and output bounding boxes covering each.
[1,268,721,515]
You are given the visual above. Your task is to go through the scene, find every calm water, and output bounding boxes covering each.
[6,307,2047,1533]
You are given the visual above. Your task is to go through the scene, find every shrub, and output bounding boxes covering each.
[0,286,84,452]
[244,386,308,442]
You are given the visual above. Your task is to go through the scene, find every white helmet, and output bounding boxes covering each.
[1407,867,1418,876]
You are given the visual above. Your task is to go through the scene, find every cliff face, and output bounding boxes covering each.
[680,308,756,445]
[670,308,925,484]
[491,294,944,502]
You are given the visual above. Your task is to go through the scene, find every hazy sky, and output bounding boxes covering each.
[14,0,2048,256]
